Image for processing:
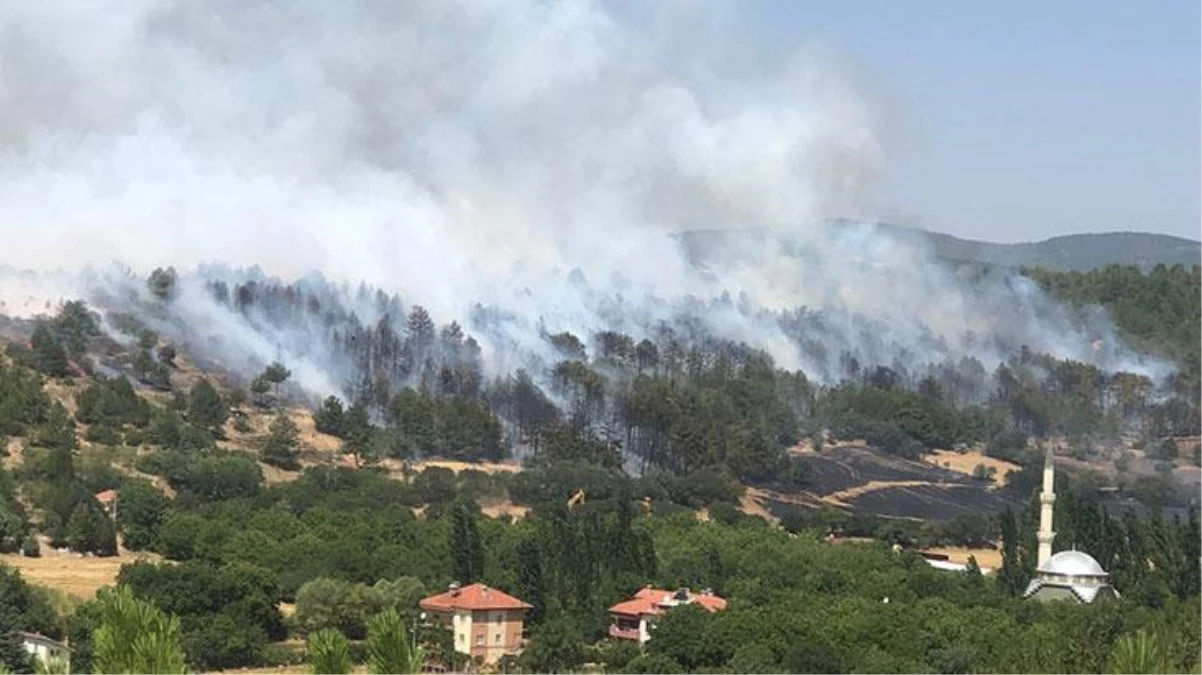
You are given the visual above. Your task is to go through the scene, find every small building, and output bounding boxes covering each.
[19,632,70,672]
[95,489,118,520]
[419,583,532,666]
[1023,447,1118,604]
[608,587,727,644]
[1023,550,1119,603]
[917,551,995,575]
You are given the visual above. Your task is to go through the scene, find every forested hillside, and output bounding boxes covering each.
[0,262,1199,673]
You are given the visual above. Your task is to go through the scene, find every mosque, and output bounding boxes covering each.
[1023,447,1119,603]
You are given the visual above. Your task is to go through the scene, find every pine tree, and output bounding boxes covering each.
[261,361,292,396]
[30,323,68,377]
[313,396,346,437]
[1179,508,1201,597]
[188,378,228,431]
[262,412,301,470]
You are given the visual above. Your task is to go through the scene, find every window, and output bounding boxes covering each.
[476,635,484,646]
[494,633,501,644]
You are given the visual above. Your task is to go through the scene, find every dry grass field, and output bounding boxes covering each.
[0,538,162,599]
[920,545,1003,570]
[408,458,523,474]
[923,449,1020,488]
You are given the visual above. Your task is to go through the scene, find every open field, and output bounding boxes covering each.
[480,501,531,519]
[0,538,161,599]
[920,545,1003,570]
[923,449,1020,488]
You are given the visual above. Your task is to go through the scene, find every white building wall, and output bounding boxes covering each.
[452,610,473,655]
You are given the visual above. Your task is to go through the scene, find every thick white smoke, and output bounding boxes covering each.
[0,0,1171,398]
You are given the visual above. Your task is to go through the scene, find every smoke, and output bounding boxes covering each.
[0,0,1172,399]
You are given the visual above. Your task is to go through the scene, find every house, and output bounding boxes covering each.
[608,586,727,644]
[95,489,118,520]
[917,551,995,575]
[19,632,70,672]
[419,583,532,666]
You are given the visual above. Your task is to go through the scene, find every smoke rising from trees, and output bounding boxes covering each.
[0,0,1169,398]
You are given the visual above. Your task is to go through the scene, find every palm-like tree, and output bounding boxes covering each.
[307,628,353,675]
[366,609,427,675]
[32,654,70,675]
[1107,630,1173,674]
[92,585,187,674]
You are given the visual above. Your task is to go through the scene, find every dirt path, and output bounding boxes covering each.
[739,488,780,523]
[4,436,23,470]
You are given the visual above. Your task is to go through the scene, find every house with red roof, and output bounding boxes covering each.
[94,489,117,520]
[419,583,532,665]
[608,586,727,643]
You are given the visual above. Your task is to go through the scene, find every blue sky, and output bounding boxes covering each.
[735,1,1200,242]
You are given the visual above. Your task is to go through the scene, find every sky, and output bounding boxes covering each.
[732,0,1201,242]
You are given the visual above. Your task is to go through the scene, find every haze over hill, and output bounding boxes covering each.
[678,223,1202,271]
[0,0,1181,403]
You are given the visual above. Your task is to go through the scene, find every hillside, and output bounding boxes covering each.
[1,298,1200,675]
[909,228,1201,271]
[676,221,1201,271]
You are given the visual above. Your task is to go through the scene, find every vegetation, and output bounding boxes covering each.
[91,585,187,674]
[0,265,1196,673]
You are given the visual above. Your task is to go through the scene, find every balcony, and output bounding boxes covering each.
[608,624,640,641]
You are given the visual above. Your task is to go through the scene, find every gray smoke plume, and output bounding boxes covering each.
[0,0,1171,400]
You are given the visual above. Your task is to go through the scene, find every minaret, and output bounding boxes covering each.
[1036,445,1056,568]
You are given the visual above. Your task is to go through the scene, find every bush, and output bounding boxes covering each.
[85,424,123,446]
[971,464,997,482]
[0,509,26,553]
[21,534,40,557]
[1150,438,1179,461]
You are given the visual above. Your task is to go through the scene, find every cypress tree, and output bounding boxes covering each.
[450,500,483,584]
[998,507,1027,596]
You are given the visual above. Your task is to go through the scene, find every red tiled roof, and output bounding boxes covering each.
[419,584,532,612]
[608,587,727,616]
[95,489,117,504]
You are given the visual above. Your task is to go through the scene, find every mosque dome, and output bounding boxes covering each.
[1039,550,1108,577]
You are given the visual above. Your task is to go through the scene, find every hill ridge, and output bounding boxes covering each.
[676,221,1201,271]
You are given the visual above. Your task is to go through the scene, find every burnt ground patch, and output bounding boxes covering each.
[765,444,1021,521]
[796,444,975,493]
[845,483,1020,521]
